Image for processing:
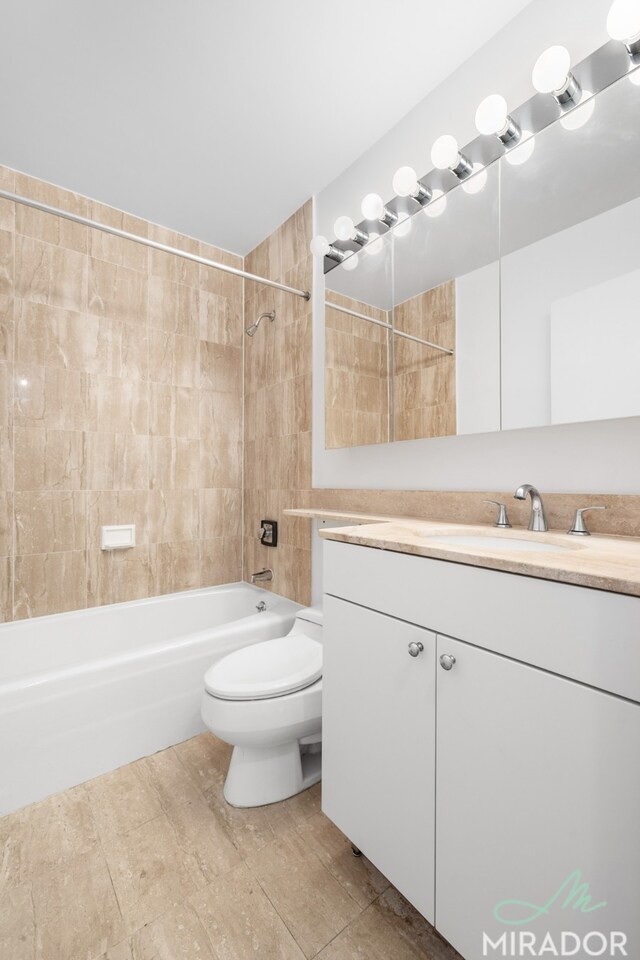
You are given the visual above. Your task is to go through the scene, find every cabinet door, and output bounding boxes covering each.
[322,595,436,921]
[436,635,640,960]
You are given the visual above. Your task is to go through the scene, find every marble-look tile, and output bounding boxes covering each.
[199,342,241,394]
[0,881,35,960]
[13,550,86,619]
[200,536,242,587]
[32,847,125,960]
[127,901,217,960]
[191,861,305,960]
[86,490,149,549]
[198,244,243,301]
[15,235,86,310]
[164,794,241,887]
[296,812,389,909]
[199,441,242,490]
[172,733,232,796]
[151,541,201,595]
[138,748,202,812]
[86,545,153,608]
[199,488,242,539]
[6,784,99,883]
[148,226,199,287]
[0,294,13,363]
[85,762,163,842]
[88,202,149,273]
[149,437,199,490]
[375,886,462,959]
[14,365,96,432]
[102,813,198,933]
[199,390,242,446]
[14,427,84,491]
[149,383,199,439]
[88,258,148,325]
[246,831,361,958]
[148,490,199,543]
[90,375,149,435]
[0,492,12,556]
[14,490,85,555]
[0,165,15,231]
[149,329,199,388]
[199,289,241,345]
[149,276,198,338]
[0,556,11,622]
[315,901,425,960]
[83,432,149,491]
[14,172,88,253]
[98,941,134,960]
[0,229,14,297]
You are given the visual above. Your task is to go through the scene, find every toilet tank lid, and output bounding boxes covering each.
[295,606,323,626]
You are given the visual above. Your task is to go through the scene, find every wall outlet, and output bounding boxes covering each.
[101,524,136,550]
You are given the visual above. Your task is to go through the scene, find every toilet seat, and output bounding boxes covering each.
[204,634,322,701]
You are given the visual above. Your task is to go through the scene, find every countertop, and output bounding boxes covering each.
[316,518,640,597]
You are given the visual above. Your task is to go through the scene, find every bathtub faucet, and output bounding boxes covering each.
[251,569,273,584]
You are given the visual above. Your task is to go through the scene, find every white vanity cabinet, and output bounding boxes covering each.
[322,595,436,922]
[322,539,640,960]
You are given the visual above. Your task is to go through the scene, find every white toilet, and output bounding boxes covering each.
[201,606,323,808]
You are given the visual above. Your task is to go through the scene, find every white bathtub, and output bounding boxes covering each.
[0,582,300,814]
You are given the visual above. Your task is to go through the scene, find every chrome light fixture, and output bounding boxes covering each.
[475,94,521,145]
[360,192,398,226]
[391,166,432,204]
[532,45,581,105]
[430,135,473,179]
[309,235,348,262]
[333,215,369,246]
[607,0,640,55]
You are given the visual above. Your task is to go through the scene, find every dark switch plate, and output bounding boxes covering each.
[260,519,278,547]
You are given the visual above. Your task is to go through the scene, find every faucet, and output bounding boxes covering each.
[513,484,548,532]
[250,568,273,584]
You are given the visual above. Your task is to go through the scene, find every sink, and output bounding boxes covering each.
[423,534,571,553]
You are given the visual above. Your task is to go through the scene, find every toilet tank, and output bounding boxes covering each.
[290,606,323,643]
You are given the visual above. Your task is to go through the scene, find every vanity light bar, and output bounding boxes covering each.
[314,0,640,273]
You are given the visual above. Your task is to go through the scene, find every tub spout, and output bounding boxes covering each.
[251,569,273,584]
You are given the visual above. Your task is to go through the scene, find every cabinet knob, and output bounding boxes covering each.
[408,641,424,657]
[439,653,456,671]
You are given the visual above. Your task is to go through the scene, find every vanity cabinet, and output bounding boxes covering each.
[323,539,640,960]
[322,595,436,921]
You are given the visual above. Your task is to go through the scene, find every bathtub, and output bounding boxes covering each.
[0,582,300,814]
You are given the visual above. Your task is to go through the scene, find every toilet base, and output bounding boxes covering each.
[223,741,322,808]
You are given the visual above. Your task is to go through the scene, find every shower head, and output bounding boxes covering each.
[245,310,276,337]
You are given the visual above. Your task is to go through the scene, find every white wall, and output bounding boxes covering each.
[312,0,640,495]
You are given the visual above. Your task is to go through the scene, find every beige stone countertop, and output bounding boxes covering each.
[318,519,640,597]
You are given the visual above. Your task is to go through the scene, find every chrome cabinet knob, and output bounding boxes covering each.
[439,653,456,671]
[408,641,424,657]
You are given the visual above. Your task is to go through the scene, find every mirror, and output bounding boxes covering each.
[500,73,640,430]
[324,232,392,449]
[324,69,640,449]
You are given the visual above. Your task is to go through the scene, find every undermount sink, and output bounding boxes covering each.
[423,534,572,553]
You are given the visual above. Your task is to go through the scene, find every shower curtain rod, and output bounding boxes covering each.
[0,189,311,301]
[325,300,454,355]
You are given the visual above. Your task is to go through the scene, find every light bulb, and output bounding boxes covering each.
[392,166,419,197]
[504,131,536,166]
[461,164,488,194]
[560,91,595,130]
[423,189,447,218]
[394,214,412,238]
[431,135,460,170]
[309,235,329,257]
[334,216,356,242]
[532,45,571,94]
[475,94,509,136]
[342,252,359,272]
[607,0,640,43]
[361,193,384,220]
[365,232,384,256]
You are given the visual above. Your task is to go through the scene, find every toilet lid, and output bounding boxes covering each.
[204,634,323,701]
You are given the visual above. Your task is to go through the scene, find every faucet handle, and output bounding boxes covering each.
[482,499,512,529]
[567,506,608,536]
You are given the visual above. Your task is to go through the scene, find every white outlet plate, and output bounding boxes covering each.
[101,524,136,550]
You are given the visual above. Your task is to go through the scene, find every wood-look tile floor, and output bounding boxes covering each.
[0,733,461,960]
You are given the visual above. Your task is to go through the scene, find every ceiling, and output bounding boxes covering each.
[0,0,533,255]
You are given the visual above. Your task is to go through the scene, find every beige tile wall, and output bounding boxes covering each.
[0,165,243,621]
[325,293,390,449]
[394,281,456,441]
[242,202,313,606]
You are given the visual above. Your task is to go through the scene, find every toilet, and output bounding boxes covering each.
[201,606,323,808]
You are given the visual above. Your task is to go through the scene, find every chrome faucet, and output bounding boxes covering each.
[250,568,273,584]
[513,484,548,532]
